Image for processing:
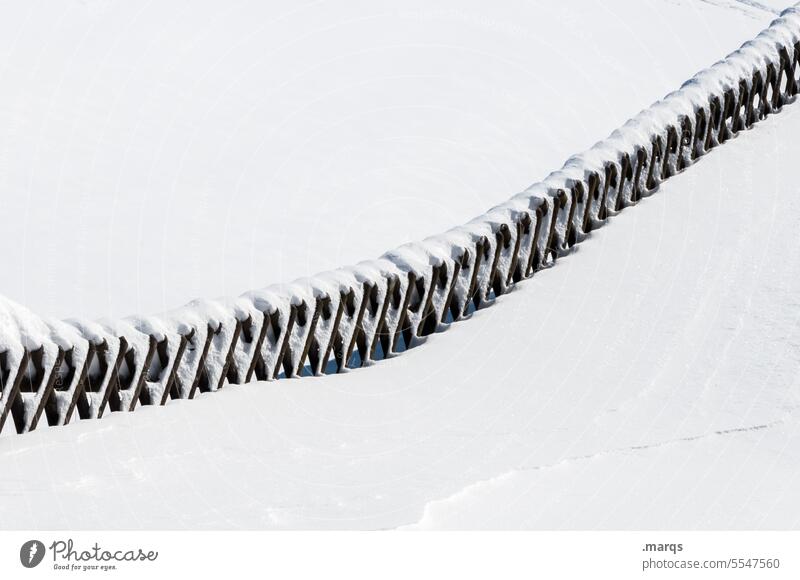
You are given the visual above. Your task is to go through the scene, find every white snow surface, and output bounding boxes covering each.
[2,93,800,529]
[0,0,789,321]
[2,0,799,359]
[1,0,800,529]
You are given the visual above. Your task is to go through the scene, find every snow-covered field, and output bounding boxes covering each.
[2,0,799,530]
[0,0,785,320]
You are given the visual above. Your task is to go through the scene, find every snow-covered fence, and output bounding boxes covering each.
[3,6,800,436]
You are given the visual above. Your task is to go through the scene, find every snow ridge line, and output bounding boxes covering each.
[2,6,800,435]
[400,419,786,530]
